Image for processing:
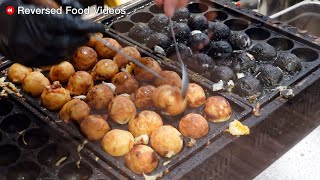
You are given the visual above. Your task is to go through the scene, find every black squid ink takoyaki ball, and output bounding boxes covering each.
[169,22,191,41]
[172,7,190,22]
[231,52,256,73]
[167,43,193,61]
[274,52,302,74]
[248,42,276,62]
[206,22,230,41]
[186,53,214,73]
[148,14,169,33]
[257,64,283,87]
[234,76,262,97]
[146,33,172,50]
[228,31,251,50]
[188,14,208,31]
[207,41,233,60]
[210,66,235,83]
[187,33,210,52]
[129,23,152,43]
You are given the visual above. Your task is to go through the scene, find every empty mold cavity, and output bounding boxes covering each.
[130,12,154,23]
[245,28,271,40]
[111,21,134,33]
[0,98,13,116]
[204,11,228,21]
[149,4,164,14]
[292,48,319,62]
[267,37,294,51]
[0,144,20,166]
[38,143,70,167]
[224,19,249,31]
[18,128,49,149]
[187,3,209,13]
[0,114,31,133]
[6,161,40,180]
[58,162,93,180]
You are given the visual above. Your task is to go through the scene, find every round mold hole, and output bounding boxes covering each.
[149,4,164,14]
[187,2,209,13]
[204,10,228,21]
[111,21,134,33]
[267,37,294,51]
[224,19,249,31]
[245,28,271,40]
[0,144,20,166]
[37,143,70,167]
[18,128,49,149]
[6,161,40,180]
[0,114,31,133]
[292,48,319,62]
[58,162,93,180]
[130,12,154,23]
[0,98,13,116]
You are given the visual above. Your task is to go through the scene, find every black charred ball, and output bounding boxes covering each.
[148,14,169,33]
[187,33,210,52]
[257,64,283,87]
[186,53,214,73]
[234,76,261,97]
[188,14,208,31]
[249,42,276,62]
[167,43,192,61]
[210,66,235,83]
[129,23,152,43]
[169,22,191,41]
[274,52,302,74]
[207,41,233,60]
[172,8,190,22]
[206,22,230,41]
[146,33,172,50]
[231,52,256,73]
[228,31,251,50]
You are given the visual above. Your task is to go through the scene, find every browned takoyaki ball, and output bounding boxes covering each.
[152,85,187,116]
[80,115,110,141]
[22,71,50,97]
[86,84,114,110]
[125,145,159,175]
[108,95,137,124]
[204,96,232,123]
[91,59,119,81]
[59,99,90,123]
[111,72,138,94]
[130,85,156,109]
[95,38,122,59]
[66,71,94,96]
[8,63,32,83]
[73,46,98,71]
[41,82,71,111]
[154,71,182,88]
[49,61,75,83]
[185,83,206,108]
[113,46,141,68]
[178,113,209,139]
[87,32,103,48]
[134,57,162,82]
[101,129,134,157]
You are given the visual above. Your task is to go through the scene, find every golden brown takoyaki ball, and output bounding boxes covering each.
[66,71,94,96]
[87,32,103,48]
[130,85,156,109]
[113,46,141,68]
[111,72,138,94]
[59,99,90,123]
[95,38,122,59]
[22,71,50,97]
[41,82,71,111]
[108,95,137,124]
[178,113,209,139]
[204,96,232,123]
[86,84,114,110]
[8,63,32,83]
[134,57,162,82]
[49,61,75,83]
[73,46,98,71]
[80,115,110,141]
[154,71,182,88]
[91,59,118,81]
[185,83,206,108]
[101,129,134,157]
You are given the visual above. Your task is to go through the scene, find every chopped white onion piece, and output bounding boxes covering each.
[212,80,224,91]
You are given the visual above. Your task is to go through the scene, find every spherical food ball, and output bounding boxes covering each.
[207,41,233,60]
[154,71,182,88]
[131,85,156,109]
[59,99,90,123]
[249,42,276,62]
[49,61,75,83]
[86,84,114,110]
[207,22,230,41]
[150,125,183,157]
[125,145,159,174]
[234,76,261,97]
[257,64,283,87]
[113,46,141,69]
[87,32,103,48]
[129,23,152,43]
[73,46,98,71]
[41,82,71,111]
[186,53,214,73]
[91,59,118,81]
[204,96,232,122]
[80,115,110,141]
[187,33,210,52]
[231,52,256,73]
[128,110,163,137]
[95,38,122,59]
[169,22,191,41]
[146,33,172,50]
[179,113,209,138]
[108,95,136,124]
[210,66,235,83]
[188,14,208,30]
[166,43,192,62]
[172,7,190,22]
[66,71,93,96]
[112,72,138,94]
[148,14,169,33]
[228,31,251,50]
[186,83,206,108]
[152,85,187,116]
[8,63,32,83]
[274,52,302,74]
[101,129,134,156]
[134,57,162,82]
[22,71,50,97]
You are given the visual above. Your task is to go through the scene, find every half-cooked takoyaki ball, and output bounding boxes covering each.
[204,96,232,123]
[131,85,156,109]
[274,52,302,74]
[210,66,235,83]
[206,22,230,41]
[109,95,137,124]
[86,84,114,110]
[228,31,251,50]
[128,110,163,137]
[231,52,256,73]
[248,42,276,62]
[66,71,94,96]
[129,23,153,43]
[80,115,110,141]
[172,7,190,22]
[22,72,50,97]
[257,64,283,87]
[87,32,103,48]
[49,61,75,83]
[91,59,119,81]
[134,57,162,82]
[112,72,138,94]
[207,41,233,59]
[169,22,191,41]
[188,14,208,30]
[166,43,192,61]
[187,33,210,52]
[8,63,32,83]
[234,76,261,97]
[95,38,122,59]
[148,14,169,33]
[73,46,98,71]
[113,46,141,69]
[41,82,71,111]
[125,145,159,175]
[186,53,214,73]
[101,129,134,156]
[150,125,183,157]
[186,83,206,108]
[146,33,172,50]
[152,85,187,116]
[179,113,209,138]
[59,99,90,123]
[154,71,182,88]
